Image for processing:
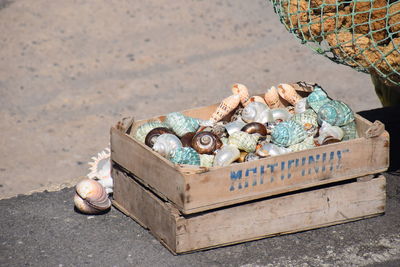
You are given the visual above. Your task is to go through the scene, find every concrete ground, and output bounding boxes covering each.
[0,0,381,199]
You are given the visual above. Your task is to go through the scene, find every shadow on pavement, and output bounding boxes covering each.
[358,105,400,172]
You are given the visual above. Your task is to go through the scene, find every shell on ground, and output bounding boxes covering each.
[271,120,307,147]
[74,178,111,214]
[169,147,200,166]
[228,131,260,152]
[317,100,355,126]
[133,121,168,143]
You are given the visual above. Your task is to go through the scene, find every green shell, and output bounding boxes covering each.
[317,100,355,126]
[271,120,307,147]
[341,121,358,141]
[170,147,200,166]
[306,87,331,113]
[228,131,259,152]
[133,121,168,143]
[199,154,215,167]
[220,137,229,146]
[165,112,200,137]
[290,109,318,128]
[289,136,315,152]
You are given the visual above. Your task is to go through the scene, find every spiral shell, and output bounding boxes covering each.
[341,121,358,141]
[306,87,331,113]
[256,143,292,157]
[210,94,241,123]
[294,98,308,114]
[264,86,285,109]
[270,108,292,123]
[248,96,267,105]
[271,120,307,147]
[191,131,222,154]
[170,147,200,166]
[213,145,241,167]
[133,121,168,143]
[290,109,318,129]
[199,154,215,167]
[228,131,260,152]
[153,133,182,158]
[180,132,196,147]
[242,102,271,123]
[317,121,345,145]
[74,178,111,214]
[241,122,268,136]
[231,83,250,106]
[225,119,246,135]
[145,127,174,147]
[317,100,355,126]
[289,136,316,152]
[165,112,200,137]
[277,83,303,105]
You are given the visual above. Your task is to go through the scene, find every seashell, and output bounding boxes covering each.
[242,102,270,123]
[191,131,223,154]
[180,132,196,147]
[213,145,241,167]
[231,83,250,106]
[306,87,331,113]
[317,121,344,145]
[317,100,355,127]
[244,152,260,162]
[225,119,246,136]
[210,94,241,123]
[289,136,316,152]
[264,86,285,109]
[286,105,295,115]
[341,121,358,141]
[145,127,174,148]
[256,143,292,157]
[241,122,268,136]
[294,98,308,114]
[170,147,200,166]
[271,120,307,147]
[228,131,260,152]
[165,112,200,137]
[257,109,274,124]
[199,154,215,167]
[277,83,303,105]
[248,96,267,105]
[291,81,320,92]
[74,178,111,214]
[230,107,244,122]
[133,121,168,143]
[87,148,113,194]
[270,108,292,123]
[220,137,229,146]
[238,151,249,163]
[153,133,182,158]
[290,109,318,130]
[211,123,228,138]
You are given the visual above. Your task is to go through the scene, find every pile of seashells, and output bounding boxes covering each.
[132,82,358,167]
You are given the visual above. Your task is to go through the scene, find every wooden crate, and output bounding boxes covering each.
[112,167,386,254]
[111,103,389,215]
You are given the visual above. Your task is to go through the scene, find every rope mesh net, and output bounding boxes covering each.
[270,0,400,85]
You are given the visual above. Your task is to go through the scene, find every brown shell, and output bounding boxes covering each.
[180,132,196,147]
[191,131,223,154]
[241,122,268,136]
[145,127,174,147]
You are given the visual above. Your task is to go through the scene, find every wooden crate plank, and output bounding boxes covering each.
[175,176,386,253]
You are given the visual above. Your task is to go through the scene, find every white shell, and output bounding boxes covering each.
[152,134,182,158]
[87,148,113,193]
[317,121,344,145]
[256,143,292,157]
[224,119,246,136]
[294,98,308,114]
[270,108,292,122]
[213,145,241,167]
[242,102,270,123]
[74,178,111,214]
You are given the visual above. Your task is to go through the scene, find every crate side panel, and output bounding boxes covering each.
[112,168,178,252]
[183,135,389,213]
[175,176,386,253]
[111,127,185,207]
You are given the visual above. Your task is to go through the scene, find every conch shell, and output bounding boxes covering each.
[317,121,344,145]
[170,147,200,166]
[271,120,307,147]
[264,86,285,108]
[133,121,168,143]
[152,133,182,158]
[210,94,241,123]
[277,83,303,105]
[317,100,355,127]
[228,131,260,152]
[231,83,250,106]
[213,145,241,167]
[74,178,111,214]
[165,112,200,137]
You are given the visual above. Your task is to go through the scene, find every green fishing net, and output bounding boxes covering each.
[270,0,400,86]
